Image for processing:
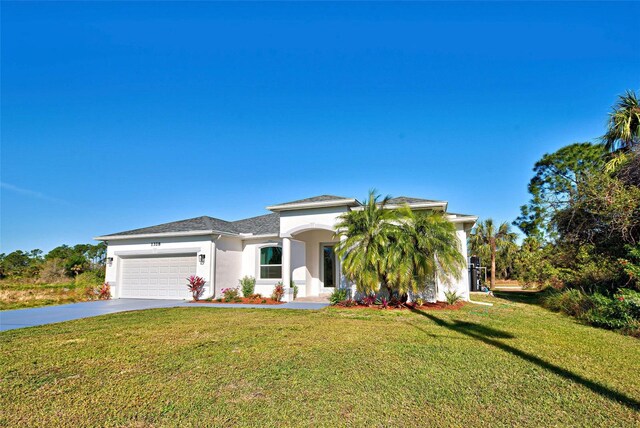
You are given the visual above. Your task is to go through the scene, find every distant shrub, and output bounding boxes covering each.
[238,276,256,297]
[271,283,285,302]
[98,282,111,300]
[74,270,105,288]
[543,288,640,335]
[186,275,206,301]
[543,289,593,317]
[37,258,68,284]
[329,288,348,305]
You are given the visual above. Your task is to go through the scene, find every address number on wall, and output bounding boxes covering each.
[150,242,161,247]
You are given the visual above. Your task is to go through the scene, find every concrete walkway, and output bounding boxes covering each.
[0,299,329,332]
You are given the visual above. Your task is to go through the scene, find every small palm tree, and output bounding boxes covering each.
[334,191,402,296]
[469,219,518,289]
[602,90,640,152]
[387,210,466,297]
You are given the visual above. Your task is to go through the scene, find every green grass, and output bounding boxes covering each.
[0,280,91,310]
[1,293,639,427]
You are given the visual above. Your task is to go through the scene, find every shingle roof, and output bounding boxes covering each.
[103,216,238,237]
[386,196,445,205]
[271,194,353,207]
[231,213,280,235]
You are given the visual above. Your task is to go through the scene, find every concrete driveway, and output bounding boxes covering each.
[0,299,329,332]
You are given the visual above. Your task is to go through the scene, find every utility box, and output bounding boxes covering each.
[469,256,481,291]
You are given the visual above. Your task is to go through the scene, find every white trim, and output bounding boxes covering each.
[114,248,201,256]
[95,230,237,241]
[282,223,336,238]
[351,201,447,211]
[267,198,359,212]
[319,242,338,290]
[256,243,283,280]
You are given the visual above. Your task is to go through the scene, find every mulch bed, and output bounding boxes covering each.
[334,301,465,311]
[191,297,284,305]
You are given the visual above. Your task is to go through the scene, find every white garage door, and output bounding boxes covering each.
[120,255,197,299]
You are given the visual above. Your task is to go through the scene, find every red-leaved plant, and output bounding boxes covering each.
[187,275,206,301]
[271,282,285,302]
[362,294,376,307]
[380,297,389,309]
[99,282,111,300]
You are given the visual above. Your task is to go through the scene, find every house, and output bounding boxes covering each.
[95,195,477,302]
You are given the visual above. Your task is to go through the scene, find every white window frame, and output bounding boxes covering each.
[258,244,283,280]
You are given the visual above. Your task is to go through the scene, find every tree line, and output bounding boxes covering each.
[470,89,640,294]
[0,243,107,283]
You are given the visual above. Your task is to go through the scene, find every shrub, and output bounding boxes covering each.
[292,281,299,299]
[380,296,389,309]
[221,287,240,302]
[329,288,348,305]
[238,276,256,297]
[543,289,593,317]
[415,297,425,306]
[444,290,462,305]
[361,294,376,306]
[75,270,105,288]
[271,283,285,302]
[248,293,262,300]
[186,275,206,301]
[99,282,111,299]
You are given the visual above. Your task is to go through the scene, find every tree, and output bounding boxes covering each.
[514,142,606,240]
[334,191,465,300]
[602,90,640,152]
[469,219,518,289]
[387,210,465,297]
[334,191,403,296]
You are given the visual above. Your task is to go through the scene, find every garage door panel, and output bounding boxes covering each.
[120,255,197,299]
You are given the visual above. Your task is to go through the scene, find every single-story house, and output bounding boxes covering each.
[95,195,477,302]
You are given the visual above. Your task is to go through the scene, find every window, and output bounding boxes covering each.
[259,246,282,279]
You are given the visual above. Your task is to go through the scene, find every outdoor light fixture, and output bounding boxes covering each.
[199,254,206,265]
[107,257,114,266]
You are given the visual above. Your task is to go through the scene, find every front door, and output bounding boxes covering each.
[320,243,337,290]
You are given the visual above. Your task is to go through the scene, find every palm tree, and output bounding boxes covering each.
[334,191,402,296]
[335,191,466,300]
[387,210,466,298]
[469,219,518,289]
[602,90,640,152]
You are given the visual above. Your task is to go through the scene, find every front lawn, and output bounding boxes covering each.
[1,293,638,427]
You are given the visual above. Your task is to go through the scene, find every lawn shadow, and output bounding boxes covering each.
[492,291,544,305]
[409,307,640,412]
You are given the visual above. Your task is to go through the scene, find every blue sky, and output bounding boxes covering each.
[1,2,638,253]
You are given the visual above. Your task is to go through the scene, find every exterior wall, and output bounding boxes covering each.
[241,237,283,298]
[293,229,338,297]
[279,206,348,236]
[435,223,471,302]
[214,236,243,297]
[290,239,306,297]
[104,235,214,299]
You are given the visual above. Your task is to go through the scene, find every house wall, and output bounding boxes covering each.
[435,223,471,302]
[214,236,243,297]
[293,229,338,297]
[279,206,348,236]
[104,235,215,299]
[241,237,283,298]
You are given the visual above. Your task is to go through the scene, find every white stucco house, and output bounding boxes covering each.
[95,195,477,302]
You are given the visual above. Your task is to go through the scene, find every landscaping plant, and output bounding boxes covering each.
[221,287,241,302]
[329,288,348,305]
[271,283,285,302]
[239,275,256,297]
[444,290,462,306]
[186,275,206,301]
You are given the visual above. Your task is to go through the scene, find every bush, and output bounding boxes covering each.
[444,290,462,305]
[543,288,640,335]
[543,289,593,317]
[271,283,285,302]
[221,287,240,302]
[329,288,348,305]
[238,276,256,297]
[74,270,105,288]
[186,275,206,301]
[292,281,299,299]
